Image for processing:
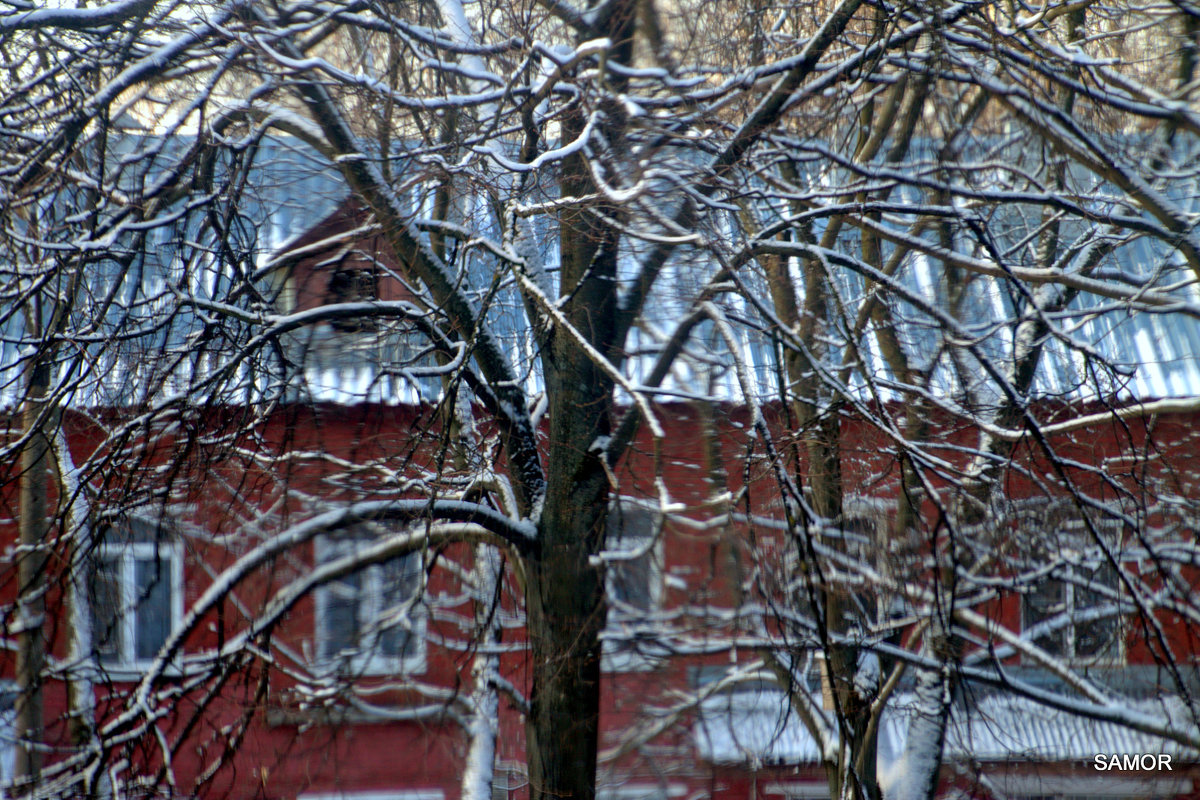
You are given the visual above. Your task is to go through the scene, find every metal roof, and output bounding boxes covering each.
[692,687,1200,767]
[5,135,1200,410]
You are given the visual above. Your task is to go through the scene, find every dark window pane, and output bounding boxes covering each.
[1025,580,1066,656]
[1025,566,1121,662]
[379,625,415,659]
[327,267,379,332]
[318,541,424,666]
[611,556,654,611]
[134,557,172,662]
[321,572,361,659]
[378,555,420,658]
[1074,569,1119,660]
[608,508,656,613]
[1074,615,1118,660]
[92,558,122,660]
[381,554,420,603]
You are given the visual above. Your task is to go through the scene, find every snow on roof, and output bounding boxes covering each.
[6,135,1200,410]
[693,689,823,766]
[693,688,1199,767]
[948,692,1198,763]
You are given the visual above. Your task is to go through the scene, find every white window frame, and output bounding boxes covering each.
[300,790,445,800]
[1021,563,1125,666]
[313,537,426,676]
[491,760,525,800]
[602,500,664,672]
[92,541,183,674]
[596,783,687,800]
[762,782,832,799]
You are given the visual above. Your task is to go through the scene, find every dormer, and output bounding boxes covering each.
[268,200,421,322]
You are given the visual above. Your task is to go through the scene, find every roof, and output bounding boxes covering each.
[692,687,1200,767]
[950,692,1197,762]
[5,135,1200,411]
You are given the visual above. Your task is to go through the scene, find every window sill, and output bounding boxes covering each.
[94,657,187,680]
[265,703,451,728]
[311,654,427,678]
[601,640,664,673]
[267,706,392,727]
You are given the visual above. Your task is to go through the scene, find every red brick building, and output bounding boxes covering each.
[3,391,1200,800]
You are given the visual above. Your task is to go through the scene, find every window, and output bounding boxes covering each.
[0,682,15,789]
[314,537,425,674]
[90,541,182,672]
[1022,563,1122,664]
[327,264,378,332]
[603,501,663,671]
[491,762,524,800]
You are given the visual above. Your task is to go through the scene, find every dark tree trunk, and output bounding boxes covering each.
[526,5,636,795]
[525,190,617,800]
[15,357,51,790]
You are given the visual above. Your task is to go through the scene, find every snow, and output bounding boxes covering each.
[434,0,496,87]
[854,651,880,701]
[885,668,950,800]
[481,113,600,173]
[9,5,1200,797]
[0,0,155,32]
[694,683,1199,791]
[460,545,503,800]
[8,131,1200,416]
[951,693,1198,762]
[693,689,824,766]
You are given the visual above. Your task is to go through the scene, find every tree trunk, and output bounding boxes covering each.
[527,313,614,800]
[524,5,636,797]
[764,227,877,800]
[15,356,52,790]
[461,545,504,800]
[526,163,620,800]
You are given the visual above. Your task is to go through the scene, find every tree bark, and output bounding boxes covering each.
[524,4,637,797]
[15,356,52,790]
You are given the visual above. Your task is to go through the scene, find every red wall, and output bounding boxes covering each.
[2,401,1199,799]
